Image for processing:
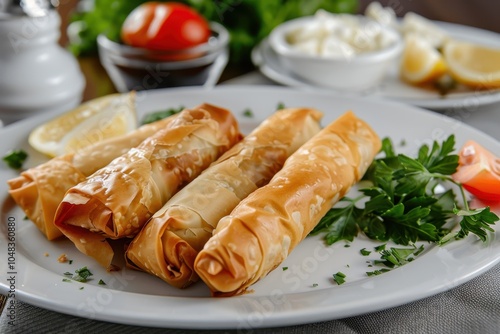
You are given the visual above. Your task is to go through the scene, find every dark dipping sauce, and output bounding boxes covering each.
[115,63,212,91]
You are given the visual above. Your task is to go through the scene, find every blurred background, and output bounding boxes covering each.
[54,0,500,101]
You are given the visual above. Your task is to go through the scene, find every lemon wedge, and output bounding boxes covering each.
[400,34,447,85]
[29,92,137,157]
[443,40,500,88]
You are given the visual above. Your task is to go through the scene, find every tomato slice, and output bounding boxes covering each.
[121,2,211,51]
[452,140,500,202]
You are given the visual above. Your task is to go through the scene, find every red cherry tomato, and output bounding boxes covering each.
[452,140,500,202]
[121,2,210,51]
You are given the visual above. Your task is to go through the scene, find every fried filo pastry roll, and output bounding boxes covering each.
[194,111,382,296]
[7,93,185,240]
[54,104,242,268]
[125,108,323,288]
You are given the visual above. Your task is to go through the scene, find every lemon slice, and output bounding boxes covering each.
[29,92,137,157]
[400,34,447,85]
[443,39,500,88]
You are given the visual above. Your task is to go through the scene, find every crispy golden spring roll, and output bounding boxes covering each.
[194,111,382,296]
[7,108,180,241]
[54,104,242,268]
[125,108,323,288]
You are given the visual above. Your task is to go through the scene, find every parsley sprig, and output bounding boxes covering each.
[311,135,498,246]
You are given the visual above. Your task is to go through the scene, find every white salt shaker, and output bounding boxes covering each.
[0,7,85,124]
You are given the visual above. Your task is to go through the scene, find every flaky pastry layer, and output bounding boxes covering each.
[125,107,323,288]
[194,111,381,296]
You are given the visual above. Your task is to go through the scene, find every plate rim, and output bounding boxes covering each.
[251,20,500,110]
[1,85,499,329]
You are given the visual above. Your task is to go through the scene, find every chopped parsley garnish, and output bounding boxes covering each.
[73,266,93,282]
[62,278,72,282]
[374,244,386,252]
[3,149,28,169]
[282,267,288,271]
[310,135,498,246]
[413,244,425,256]
[63,266,93,283]
[242,109,253,118]
[333,272,346,285]
[98,279,106,285]
[69,260,73,265]
[276,102,286,110]
[79,287,84,290]
[312,283,319,288]
[141,106,184,125]
[360,248,371,256]
[375,247,418,268]
[366,268,390,276]
[366,245,425,276]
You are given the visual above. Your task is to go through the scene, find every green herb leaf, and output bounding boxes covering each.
[360,248,371,256]
[379,247,416,267]
[440,206,498,244]
[310,198,360,244]
[333,272,346,285]
[72,266,93,283]
[276,102,286,110]
[3,149,28,169]
[242,109,253,118]
[380,137,396,158]
[366,268,391,276]
[417,135,457,174]
[141,106,184,125]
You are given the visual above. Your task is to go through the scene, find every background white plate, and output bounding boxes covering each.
[252,21,500,110]
[0,86,499,330]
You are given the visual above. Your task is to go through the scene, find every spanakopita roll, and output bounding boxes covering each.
[7,93,183,240]
[54,104,242,268]
[125,107,323,288]
[194,111,381,296]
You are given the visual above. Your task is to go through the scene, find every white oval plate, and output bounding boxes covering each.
[0,86,499,330]
[252,21,500,110]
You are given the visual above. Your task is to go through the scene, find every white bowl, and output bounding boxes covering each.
[268,15,404,92]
